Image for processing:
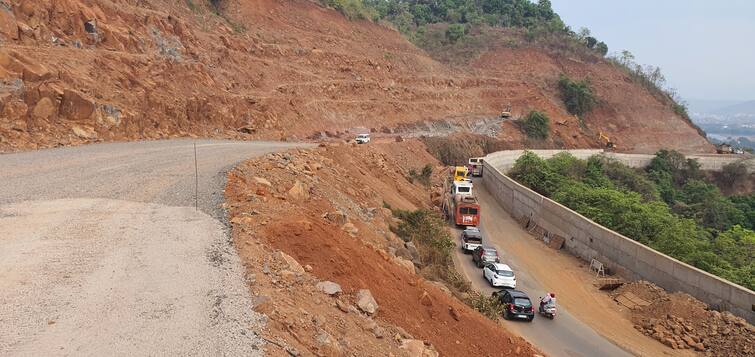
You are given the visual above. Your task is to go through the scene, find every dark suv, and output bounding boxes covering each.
[493,289,534,321]
[472,246,499,268]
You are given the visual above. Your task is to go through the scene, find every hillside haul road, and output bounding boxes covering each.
[452,180,683,357]
[0,140,306,356]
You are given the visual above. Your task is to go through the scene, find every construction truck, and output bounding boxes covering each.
[716,143,734,154]
[599,132,616,151]
[443,168,481,226]
[453,166,470,182]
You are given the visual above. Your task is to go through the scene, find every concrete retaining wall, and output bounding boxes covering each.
[483,149,754,172]
[482,151,755,324]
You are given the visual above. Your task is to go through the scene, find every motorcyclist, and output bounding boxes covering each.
[540,292,556,309]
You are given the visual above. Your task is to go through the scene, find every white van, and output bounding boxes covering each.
[355,133,370,144]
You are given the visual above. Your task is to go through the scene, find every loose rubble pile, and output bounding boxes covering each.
[615,281,754,356]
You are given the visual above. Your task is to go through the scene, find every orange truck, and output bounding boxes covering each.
[451,195,480,226]
[443,178,481,226]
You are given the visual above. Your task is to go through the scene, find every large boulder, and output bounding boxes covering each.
[71,125,97,139]
[324,210,348,225]
[341,222,358,236]
[252,176,272,187]
[400,339,438,357]
[316,281,342,296]
[274,251,304,274]
[60,89,95,120]
[405,241,420,260]
[356,289,378,315]
[31,97,57,119]
[0,8,18,41]
[287,180,309,200]
[392,257,416,274]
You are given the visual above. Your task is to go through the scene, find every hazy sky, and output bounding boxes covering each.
[551,0,755,102]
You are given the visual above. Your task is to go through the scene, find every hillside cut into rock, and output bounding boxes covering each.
[0,0,712,153]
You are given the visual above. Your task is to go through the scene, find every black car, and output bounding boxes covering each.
[493,289,534,321]
[472,246,499,268]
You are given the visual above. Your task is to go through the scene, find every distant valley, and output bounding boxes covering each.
[689,99,755,149]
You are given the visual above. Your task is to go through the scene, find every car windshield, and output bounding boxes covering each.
[467,208,478,215]
[465,230,481,237]
[466,236,482,243]
[457,187,471,193]
[358,135,368,138]
[497,270,514,277]
[514,298,531,307]
[484,250,497,256]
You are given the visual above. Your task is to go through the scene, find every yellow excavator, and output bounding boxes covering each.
[599,132,616,150]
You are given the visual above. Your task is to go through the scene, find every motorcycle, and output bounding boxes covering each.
[538,297,557,319]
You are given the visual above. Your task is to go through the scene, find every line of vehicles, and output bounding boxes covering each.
[447,158,557,322]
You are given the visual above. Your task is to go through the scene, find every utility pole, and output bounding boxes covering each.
[194,142,199,211]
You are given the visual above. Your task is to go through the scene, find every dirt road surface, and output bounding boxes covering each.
[0,140,307,355]
[452,180,683,357]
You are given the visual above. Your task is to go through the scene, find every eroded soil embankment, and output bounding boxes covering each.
[224,141,540,356]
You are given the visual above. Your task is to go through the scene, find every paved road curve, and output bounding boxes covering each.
[452,180,634,357]
[0,139,308,356]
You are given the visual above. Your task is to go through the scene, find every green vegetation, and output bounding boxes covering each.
[469,291,504,319]
[445,23,466,43]
[408,164,433,186]
[390,209,471,293]
[317,0,607,58]
[509,150,755,290]
[322,0,378,20]
[520,111,550,140]
[558,75,597,116]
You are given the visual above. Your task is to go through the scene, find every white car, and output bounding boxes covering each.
[483,262,516,288]
[355,133,370,144]
[460,227,483,253]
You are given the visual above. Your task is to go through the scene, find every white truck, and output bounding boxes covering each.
[468,157,483,176]
[355,133,370,144]
[451,180,474,197]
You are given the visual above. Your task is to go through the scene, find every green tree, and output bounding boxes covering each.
[546,152,586,179]
[510,151,755,290]
[601,158,660,201]
[730,194,755,230]
[509,151,563,196]
[521,110,550,140]
[585,36,597,49]
[595,41,608,56]
[719,162,748,188]
[445,23,466,43]
[558,75,597,116]
[711,225,755,288]
[677,180,746,231]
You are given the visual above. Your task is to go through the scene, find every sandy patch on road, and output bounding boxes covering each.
[0,198,265,356]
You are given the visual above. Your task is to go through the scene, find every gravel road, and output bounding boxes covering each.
[452,180,635,357]
[0,139,308,356]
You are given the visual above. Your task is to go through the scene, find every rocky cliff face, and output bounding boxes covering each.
[0,0,713,153]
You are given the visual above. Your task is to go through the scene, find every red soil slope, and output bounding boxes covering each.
[0,0,713,154]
